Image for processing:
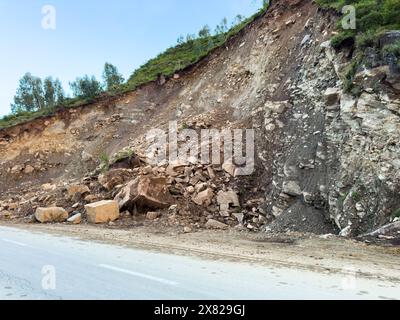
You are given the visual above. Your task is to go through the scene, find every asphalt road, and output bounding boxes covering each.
[0,226,398,300]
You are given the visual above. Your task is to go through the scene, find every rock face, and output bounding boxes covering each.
[35,207,68,223]
[85,200,120,224]
[379,30,400,48]
[115,176,174,211]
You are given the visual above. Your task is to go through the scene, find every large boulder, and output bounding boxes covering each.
[85,200,120,224]
[35,207,68,223]
[115,176,174,211]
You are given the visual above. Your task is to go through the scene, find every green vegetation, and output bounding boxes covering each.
[70,75,103,99]
[0,3,270,129]
[99,153,110,173]
[11,73,65,114]
[103,62,125,92]
[123,8,268,92]
[383,40,400,65]
[316,0,400,49]
[392,208,400,219]
[316,0,400,92]
[112,148,134,164]
[351,191,362,202]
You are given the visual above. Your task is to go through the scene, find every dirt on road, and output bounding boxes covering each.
[2,222,400,284]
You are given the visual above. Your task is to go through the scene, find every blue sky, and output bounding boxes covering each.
[0,0,263,116]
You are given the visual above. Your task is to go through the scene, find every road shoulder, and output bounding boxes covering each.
[1,222,400,283]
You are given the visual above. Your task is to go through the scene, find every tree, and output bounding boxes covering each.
[11,73,45,113]
[185,34,196,43]
[233,15,245,26]
[215,18,228,35]
[102,63,124,91]
[198,25,211,38]
[43,77,65,110]
[70,75,103,99]
[177,35,185,45]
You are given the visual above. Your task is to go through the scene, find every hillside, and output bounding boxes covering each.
[1,0,400,244]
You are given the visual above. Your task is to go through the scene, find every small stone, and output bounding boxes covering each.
[222,162,237,177]
[339,226,352,238]
[67,213,82,225]
[183,227,192,233]
[187,186,195,194]
[42,183,57,191]
[24,165,35,174]
[282,181,302,197]
[146,211,161,220]
[324,87,341,106]
[205,219,228,230]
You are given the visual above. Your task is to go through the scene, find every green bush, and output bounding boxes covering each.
[331,30,356,48]
[392,208,400,218]
[316,0,400,93]
[383,41,400,57]
[316,0,400,49]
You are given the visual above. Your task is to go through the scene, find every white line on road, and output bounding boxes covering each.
[98,264,179,286]
[1,238,29,247]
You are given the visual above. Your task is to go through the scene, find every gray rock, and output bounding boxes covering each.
[379,30,400,48]
[282,181,302,197]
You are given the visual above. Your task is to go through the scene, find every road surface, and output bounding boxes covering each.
[0,226,398,300]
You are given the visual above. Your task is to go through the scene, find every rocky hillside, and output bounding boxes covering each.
[1,0,399,240]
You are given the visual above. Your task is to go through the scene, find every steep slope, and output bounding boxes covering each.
[0,0,399,239]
